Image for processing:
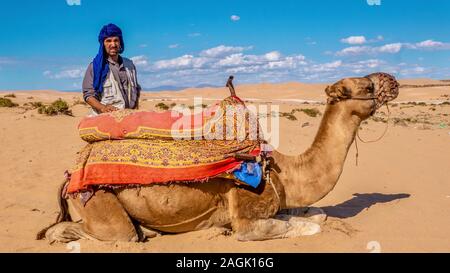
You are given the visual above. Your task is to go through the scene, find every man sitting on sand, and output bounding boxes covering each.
[82,23,141,115]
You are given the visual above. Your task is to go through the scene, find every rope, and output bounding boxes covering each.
[358,103,391,143]
[263,157,281,209]
[354,103,391,166]
[267,172,281,208]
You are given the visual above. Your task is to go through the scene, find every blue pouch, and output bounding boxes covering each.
[232,162,262,188]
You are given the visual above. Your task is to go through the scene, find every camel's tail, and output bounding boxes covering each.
[36,177,72,240]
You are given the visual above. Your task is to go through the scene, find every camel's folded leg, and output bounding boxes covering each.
[45,222,98,244]
[276,207,327,224]
[46,189,139,243]
[232,217,321,241]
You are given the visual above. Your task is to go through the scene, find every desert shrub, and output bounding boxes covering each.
[301,108,321,117]
[292,108,321,117]
[38,98,73,116]
[155,102,169,110]
[188,104,208,110]
[280,112,297,121]
[30,101,43,108]
[0,97,18,107]
[4,93,16,98]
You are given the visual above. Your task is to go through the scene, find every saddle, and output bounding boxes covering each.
[67,91,268,194]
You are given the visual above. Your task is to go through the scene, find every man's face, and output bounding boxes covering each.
[104,36,121,57]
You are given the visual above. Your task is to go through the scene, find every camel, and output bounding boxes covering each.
[37,73,399,243]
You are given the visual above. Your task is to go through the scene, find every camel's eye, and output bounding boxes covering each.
[368,82,375,93]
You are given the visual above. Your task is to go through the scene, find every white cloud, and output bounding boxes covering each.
[44,68,85,79]
[199,45,252,58]
[356,59,385,68]
[169,44,179,49]
[336,46,372,56]
[336,40,450,56]
[341,36,367,45]
[377,43,403,53]
[66,0,81,6]
[153,55,211,70]
[414,39,450,50]
[305,60,342,73]
[139,44,148,48]
[231,15,240,21]
[131,55,149,67]
[264,51,281,61]
[400,66,428,76]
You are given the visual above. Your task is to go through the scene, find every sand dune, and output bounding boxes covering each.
[0,79,449,252]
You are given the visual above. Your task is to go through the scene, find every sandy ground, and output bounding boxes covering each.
[0,79,449,253]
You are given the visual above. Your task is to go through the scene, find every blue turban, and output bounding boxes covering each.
[92,23,125,95]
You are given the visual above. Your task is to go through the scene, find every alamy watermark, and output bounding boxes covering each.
[366,241,382,253]
[169,97,281,149]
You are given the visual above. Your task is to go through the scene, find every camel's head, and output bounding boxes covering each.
[325,72,399,119]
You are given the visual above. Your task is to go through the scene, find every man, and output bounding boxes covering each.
[82,23,141,115]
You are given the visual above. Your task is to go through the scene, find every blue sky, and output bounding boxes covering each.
[1,0,450,90]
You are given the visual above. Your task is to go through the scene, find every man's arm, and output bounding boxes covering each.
[82,63,118,113]
[86,97,117,113]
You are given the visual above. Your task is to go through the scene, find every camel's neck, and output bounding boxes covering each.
[273,102,361,208]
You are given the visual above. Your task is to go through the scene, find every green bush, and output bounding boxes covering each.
[280,112,297,121]
[38,98,73,116]
[155,102,169,111]
[291,108,321,117]
[0,97,18,107]
[300,108,321,117]
[27,101,43,109]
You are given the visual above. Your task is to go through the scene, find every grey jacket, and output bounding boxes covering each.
[82,56,141,109]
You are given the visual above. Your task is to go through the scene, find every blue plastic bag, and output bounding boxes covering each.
[232,162,262,188]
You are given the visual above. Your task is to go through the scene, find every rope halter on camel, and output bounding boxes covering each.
[326,72,399,113]
[325,72,400,166]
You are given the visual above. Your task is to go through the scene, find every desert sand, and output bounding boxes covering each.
[0,79,449,253]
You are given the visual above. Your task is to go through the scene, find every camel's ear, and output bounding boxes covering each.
[325,81,350,102]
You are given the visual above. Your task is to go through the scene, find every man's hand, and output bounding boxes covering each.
[99,104,119,113]
[86,96,119,113]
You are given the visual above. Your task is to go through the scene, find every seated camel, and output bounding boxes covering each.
[37,73,399,243]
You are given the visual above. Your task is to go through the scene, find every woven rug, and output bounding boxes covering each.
[68,96,263,194]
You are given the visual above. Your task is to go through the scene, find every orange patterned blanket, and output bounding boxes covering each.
[68,96,263,194]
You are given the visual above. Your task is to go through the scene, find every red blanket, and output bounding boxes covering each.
[68,96,263,194]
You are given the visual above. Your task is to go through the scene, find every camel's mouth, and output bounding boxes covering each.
[364,72,400,109]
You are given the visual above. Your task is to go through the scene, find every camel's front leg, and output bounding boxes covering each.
[232,217,321,241]
[228,179,321,241]
[276,207,327,224]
